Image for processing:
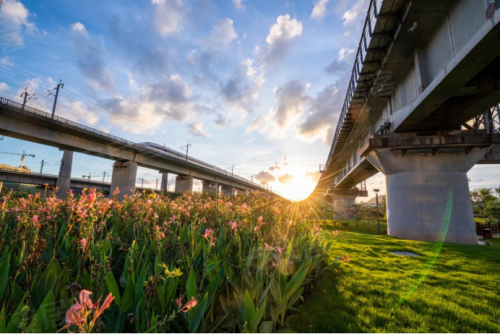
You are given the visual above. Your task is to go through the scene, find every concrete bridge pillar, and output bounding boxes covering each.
[110,161,138,199]
[363,147,488,245]
[160,172,169,192]
[220,184,234,196]
[202,181,217,193]
[56,150,73,198]
[0,181,3,194]
[175,175,193,193]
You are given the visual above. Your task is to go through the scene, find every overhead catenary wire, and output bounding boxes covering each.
[0,62,274,178]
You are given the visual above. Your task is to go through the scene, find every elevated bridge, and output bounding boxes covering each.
[0,98,276,199]
[316,0,500,244]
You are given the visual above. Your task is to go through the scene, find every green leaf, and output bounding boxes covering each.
[106,271,122,306]
[186,268,197,301]
[205,260,221,272]
[6,290,29,332]
[259,321,274,333]
[189,293,208,333]
[249,300,266,333]
[0,306,6,333]
[284,260,311,300]
[27,290,56,333]
[121,277,135,313]
[0,254,10,301]
[243,290,255,325]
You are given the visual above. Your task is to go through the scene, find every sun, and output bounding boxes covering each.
[271,171,316,201]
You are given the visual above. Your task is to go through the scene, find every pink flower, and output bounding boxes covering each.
[254,225,260,232]
[230,222,238,230]
[341,253,350,262]
[175,294,184,307]
[274,246,284,254]
[64,304,85,328]
[201,229,212,240]
[181,297,197,313]
[79,238,87,251]
[31,215,40,227]
[264,242,273,251]
[258,216,263,224]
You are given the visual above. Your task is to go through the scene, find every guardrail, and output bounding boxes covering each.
[0,168,111,185]
[325,0,411,168]
[0,97,271,193]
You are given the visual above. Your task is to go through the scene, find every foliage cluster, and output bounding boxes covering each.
[0,189,339,333]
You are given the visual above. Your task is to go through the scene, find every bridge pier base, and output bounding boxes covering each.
[56,150,73,198]
[175,175,193,193]
[363,146,490,245]
[0,181,3,193]
[160,172,169,192]
[110,161,138,199]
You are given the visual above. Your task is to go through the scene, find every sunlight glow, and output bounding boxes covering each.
[268,169,317,201]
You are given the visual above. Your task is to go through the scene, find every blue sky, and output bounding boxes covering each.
[0,0,498,200]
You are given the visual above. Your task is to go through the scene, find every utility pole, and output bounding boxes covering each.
[156,178,158,190]
[39,160,45,174]
[180,142,191,162]
[20,88,36,110]
[48,79,64,120]
[82,172,91,181]
[227,165,235,177]
[251,175,254,184]
[102,171,106,182]
[141,178,145,188]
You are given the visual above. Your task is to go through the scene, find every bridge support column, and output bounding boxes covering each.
[202,181,217,193]
[160,172,169,192]
[362,134,497,244]
[175,175,193,193]
[329,188,367,219]
[110,161,138,199]
[56,150,73,198]
[220,184,234,196]
[0,181,3,194]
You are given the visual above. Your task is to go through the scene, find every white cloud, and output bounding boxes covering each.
[233,0,245,10]
[297,84,341,144]
[271,80,309,128]
[1,0,38,51]
[63,101,99,125]
[69,22,115,92]
[341,0,369,37]
[262,14,303,66]
[311,0,331,20]
[342,0,368,25]
[201,18,237,51]
[219,58,264,115]
[187,121,210,138]
[255,171,275,184]
[247,80,309,137]
[100,74,207,134]
[0,83,8,91]
[152,0,187,37]
[338,48,355,60]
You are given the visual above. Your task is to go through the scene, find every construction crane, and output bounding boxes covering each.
[0,151,36,168]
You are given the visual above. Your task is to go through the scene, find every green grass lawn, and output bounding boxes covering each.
[292,220,500,333]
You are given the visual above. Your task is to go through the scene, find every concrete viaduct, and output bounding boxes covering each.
[315,0,500,244]
[0,98,276,199]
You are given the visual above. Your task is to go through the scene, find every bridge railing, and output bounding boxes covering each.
[326,0,379,167]
[0,97,270,192]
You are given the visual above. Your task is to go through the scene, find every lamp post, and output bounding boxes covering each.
[374,189,380,234]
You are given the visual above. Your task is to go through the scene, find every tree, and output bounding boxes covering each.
[471,188,498,221]
[484,201,500,223]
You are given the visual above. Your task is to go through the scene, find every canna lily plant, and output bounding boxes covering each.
[0,189,341,333]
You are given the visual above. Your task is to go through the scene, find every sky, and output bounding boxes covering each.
[0,0,498,201]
